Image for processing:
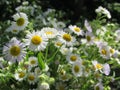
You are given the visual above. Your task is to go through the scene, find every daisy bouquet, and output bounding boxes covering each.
[0,6,120,90]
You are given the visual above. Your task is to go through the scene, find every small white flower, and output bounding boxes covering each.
[3,37,26,62]
[69,25,84,36]
[84,20,92,32]
[66,53,80,64]
[14,70,26,81]
[6,23,20,34]
[28,72,37,84]
[72,61,83,77]
[25,31,48,51]
[28,56,38,67]
[103,63,110,75]
[95,6,111,19]
[99,45,111,59]
[58,31,76,46]
[41,27,58,39]
[92,60,103,72]
[12,12,29,30]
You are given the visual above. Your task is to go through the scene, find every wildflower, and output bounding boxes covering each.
[95,6,111,19]
[28,56,38,67]
[58,31,76,46]
[14,70,26,81]
[25,31,48,51]
[69,25,84,36]
[92,60,103,72]
[3,37,26,62]
[103,63,110,75]
[99,45,111,59]
[12,12,29,30]
[41,27,58,39]
[28,72,37,84]
[84,20,92,32]
[6,23,20,34]
[66,53,80,64]
[72,61,83,77]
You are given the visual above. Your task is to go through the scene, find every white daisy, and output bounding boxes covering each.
[34,67,41,75]
[28,56,38,67]
[72,61,83,77]
[99,45,111,59]
[58,31,76,46]
[3,37,26,62]
[6,23,20,34]
[28,72,37,84]
[84,20,92,32]
[12,12,29,30]
[14,70,26,81]
[69,25,84,36]
[66,53,80,64]
[25,31,48,51]
[41,27,58,39]
[81,31,95,45]
[92,60,103,72]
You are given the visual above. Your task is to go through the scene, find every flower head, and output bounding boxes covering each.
[3,37,26,62]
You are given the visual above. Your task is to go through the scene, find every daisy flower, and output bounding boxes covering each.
[69,25,84,36]
[28,72,37,84]
[81,31,95,45]
[103,63,110,75]
[99,45,111,59]
[41,27,58,39]
[12,12,29,30]
[14,70,26,81]
[25,31,48,51]
[66,53,80,64]
[92,60,103,72]
[58,31,76,46]
[28,56,38,68]
[72,61,83,77]
[84,19,92,32]
[6,23,20,34]
[3,37,26,62]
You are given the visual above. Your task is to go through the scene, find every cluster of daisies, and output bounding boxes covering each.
[1,9,120,90]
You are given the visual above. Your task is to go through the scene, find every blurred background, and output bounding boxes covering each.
[0,0,120,24]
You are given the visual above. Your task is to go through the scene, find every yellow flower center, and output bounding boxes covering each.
[86,36,91,41]
[56,42,62,46]
[74,65,80,73]
[10,45,21,56]
[96,64,103,70]
[110,48,114,54]
[101,49,107,55]
[19,72,25,78]
[70,55,77,61]
[13,29,18,32]
[74,27,80,32]
[16,18,25,26]
[31,35,42,45]
[63,33,71,42]
[45,31,53,35]
[30,60,36,65]
[28,75,35,81]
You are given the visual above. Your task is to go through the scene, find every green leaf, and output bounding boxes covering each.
[37,52,45,70]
